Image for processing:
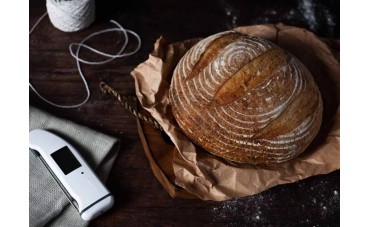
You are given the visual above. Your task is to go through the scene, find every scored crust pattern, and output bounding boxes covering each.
[169,31,323,164]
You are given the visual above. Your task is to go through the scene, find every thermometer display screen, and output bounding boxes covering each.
[51,146,82,175]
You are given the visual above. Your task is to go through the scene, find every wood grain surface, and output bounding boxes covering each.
[29,0,339,226]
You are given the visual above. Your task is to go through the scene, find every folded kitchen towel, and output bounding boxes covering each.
[29,106,120,227]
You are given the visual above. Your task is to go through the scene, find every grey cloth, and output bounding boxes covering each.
[29,106,120,227]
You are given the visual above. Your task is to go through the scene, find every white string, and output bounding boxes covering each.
[69,20,142,65]
[29,14,141,108]
[29,12,48,35]
[46,0,95,32]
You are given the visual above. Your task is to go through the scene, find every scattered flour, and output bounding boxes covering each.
[211,176,339,226]
[299,0,318,31]
[218,0,238,28]
[251,0,337,36]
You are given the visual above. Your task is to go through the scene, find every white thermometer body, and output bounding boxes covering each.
[29,129,114,221]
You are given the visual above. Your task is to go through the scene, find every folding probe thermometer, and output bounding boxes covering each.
[29,129,114,221]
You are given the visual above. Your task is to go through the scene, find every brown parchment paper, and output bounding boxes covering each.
[131,23,340,201]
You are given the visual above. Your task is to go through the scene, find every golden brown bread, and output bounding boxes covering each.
[169,31,323,164]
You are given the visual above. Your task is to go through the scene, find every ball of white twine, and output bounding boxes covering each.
[46,0,95,32]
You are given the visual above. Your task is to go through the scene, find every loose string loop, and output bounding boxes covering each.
[29,13,141,108]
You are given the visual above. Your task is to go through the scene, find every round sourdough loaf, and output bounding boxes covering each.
[169,31,323,164]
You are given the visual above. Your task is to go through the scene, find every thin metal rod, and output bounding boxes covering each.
[37,155,79,211]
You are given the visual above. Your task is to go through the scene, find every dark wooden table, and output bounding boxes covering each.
[30,0,339,226]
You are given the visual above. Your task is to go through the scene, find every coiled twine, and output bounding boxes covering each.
[46,0,95,32]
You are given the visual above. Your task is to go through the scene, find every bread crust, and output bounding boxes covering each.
[169,31,323,164]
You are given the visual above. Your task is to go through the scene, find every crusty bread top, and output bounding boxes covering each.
[169,31,323,164]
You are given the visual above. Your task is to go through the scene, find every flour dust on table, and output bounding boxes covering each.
[211,176,339,226]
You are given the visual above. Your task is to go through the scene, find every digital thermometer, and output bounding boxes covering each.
[29,129,114,221]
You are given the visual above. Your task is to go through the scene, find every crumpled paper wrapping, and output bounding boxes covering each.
[131,23,340,201]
